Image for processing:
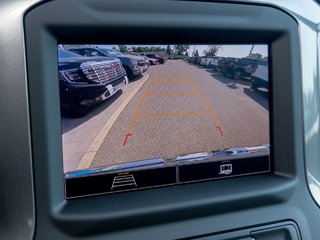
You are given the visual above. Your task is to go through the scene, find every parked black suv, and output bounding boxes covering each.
[69,47,147,80]
[58,49,128,117]
[221,57,267,80]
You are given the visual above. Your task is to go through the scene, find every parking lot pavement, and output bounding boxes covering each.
[90,60,269,169]
[62,74,149,173]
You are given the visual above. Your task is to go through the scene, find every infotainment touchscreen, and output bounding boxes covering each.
[59,44,270,198]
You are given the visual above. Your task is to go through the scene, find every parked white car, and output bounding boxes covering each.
[200,57,207,66]
[251,64,269,90]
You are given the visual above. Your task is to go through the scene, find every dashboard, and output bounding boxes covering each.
[1,0,320,239]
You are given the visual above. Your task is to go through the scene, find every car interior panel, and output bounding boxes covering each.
[1,0,320,239]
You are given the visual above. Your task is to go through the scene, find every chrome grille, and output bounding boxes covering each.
[81,61,125,84]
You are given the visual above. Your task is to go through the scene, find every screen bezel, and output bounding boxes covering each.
[24,0,302,236]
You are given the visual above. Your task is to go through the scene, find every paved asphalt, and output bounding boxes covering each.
[91,60,269,168]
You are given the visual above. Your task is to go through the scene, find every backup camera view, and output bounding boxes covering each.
[59,44,270,193]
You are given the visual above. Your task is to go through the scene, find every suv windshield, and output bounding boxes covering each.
[58,49,82,59]
[100,49,123,56]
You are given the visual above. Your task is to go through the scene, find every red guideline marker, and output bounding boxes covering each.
[215,125,224,136]
[123,133,133,146]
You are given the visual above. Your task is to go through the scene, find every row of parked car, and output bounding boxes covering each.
[188,56,269,90]
[58,47,167,117]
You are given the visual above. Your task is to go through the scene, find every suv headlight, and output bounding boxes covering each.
[129,60,139,69]
[59,68,88,84]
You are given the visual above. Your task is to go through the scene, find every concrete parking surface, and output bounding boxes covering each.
[82,60,270,169]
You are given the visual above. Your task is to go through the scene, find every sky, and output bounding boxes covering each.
[188,44,268,58]
[96,44,268,58]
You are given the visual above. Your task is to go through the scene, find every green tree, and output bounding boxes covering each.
[166,45,172,55]
[195,49,199,57]
[136,47,143,52]
[118,45,128,53]
[203,45,221,56]
[248,53,263,59]
[174,45,190,55]
[143,47,150,52]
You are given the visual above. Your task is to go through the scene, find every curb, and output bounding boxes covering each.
[76,74,150,170]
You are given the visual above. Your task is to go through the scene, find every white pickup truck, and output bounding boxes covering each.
[251,64,269,90]
[200,57,221,71]
[210,57,221,71]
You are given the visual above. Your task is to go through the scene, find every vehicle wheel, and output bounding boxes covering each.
[61,102,89,118]
[233,71,241,80]
[123,66,134,80]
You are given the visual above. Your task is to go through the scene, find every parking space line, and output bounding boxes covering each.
[137,111,207,119]
[144,91,198,97]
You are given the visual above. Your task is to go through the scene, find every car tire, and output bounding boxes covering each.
[252,82,258,90]
[61,102,89,118]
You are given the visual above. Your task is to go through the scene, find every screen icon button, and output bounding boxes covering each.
[219,164,232,175]
[111,174,137,190]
